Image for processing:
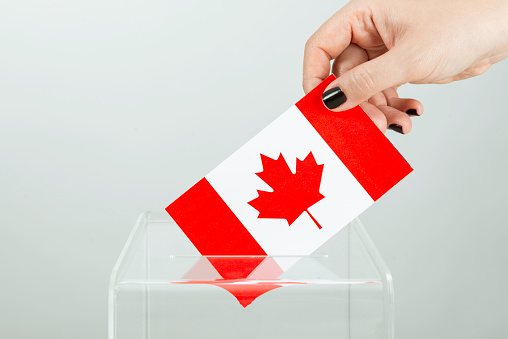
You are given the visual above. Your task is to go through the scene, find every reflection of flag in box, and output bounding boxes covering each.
[177,257,287,308]
[167,75,412,307]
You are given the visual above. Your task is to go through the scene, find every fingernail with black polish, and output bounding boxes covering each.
[322,87,347,109]
[389,124,404,134]
[406,109,418,116]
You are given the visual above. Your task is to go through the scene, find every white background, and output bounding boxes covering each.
[1,0,507,338]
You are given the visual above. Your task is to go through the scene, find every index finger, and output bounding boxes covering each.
[303,7,355,94]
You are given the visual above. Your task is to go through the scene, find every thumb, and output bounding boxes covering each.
[322,46,411,112]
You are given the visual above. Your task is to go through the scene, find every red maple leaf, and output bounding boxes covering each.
[248,152,325,229]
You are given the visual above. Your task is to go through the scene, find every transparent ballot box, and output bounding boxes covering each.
[108,212,394,339]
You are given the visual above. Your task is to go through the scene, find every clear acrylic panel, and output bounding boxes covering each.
[109,212,393,339]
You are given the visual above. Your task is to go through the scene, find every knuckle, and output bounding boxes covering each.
[304,39,310,51]
[349,67,377,94]
[304,34,316,51]
[371,112,388,132]
[467,63,491,77]
[402,46,443,83]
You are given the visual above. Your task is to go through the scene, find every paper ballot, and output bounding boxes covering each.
[166,75,412,306]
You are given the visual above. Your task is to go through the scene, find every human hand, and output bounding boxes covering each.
[303,0,508,134]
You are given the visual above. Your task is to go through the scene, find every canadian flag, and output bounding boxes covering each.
[167,75,412,306]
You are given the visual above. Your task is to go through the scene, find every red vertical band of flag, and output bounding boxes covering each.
[296,75,412,201]
[166,178,267,256]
